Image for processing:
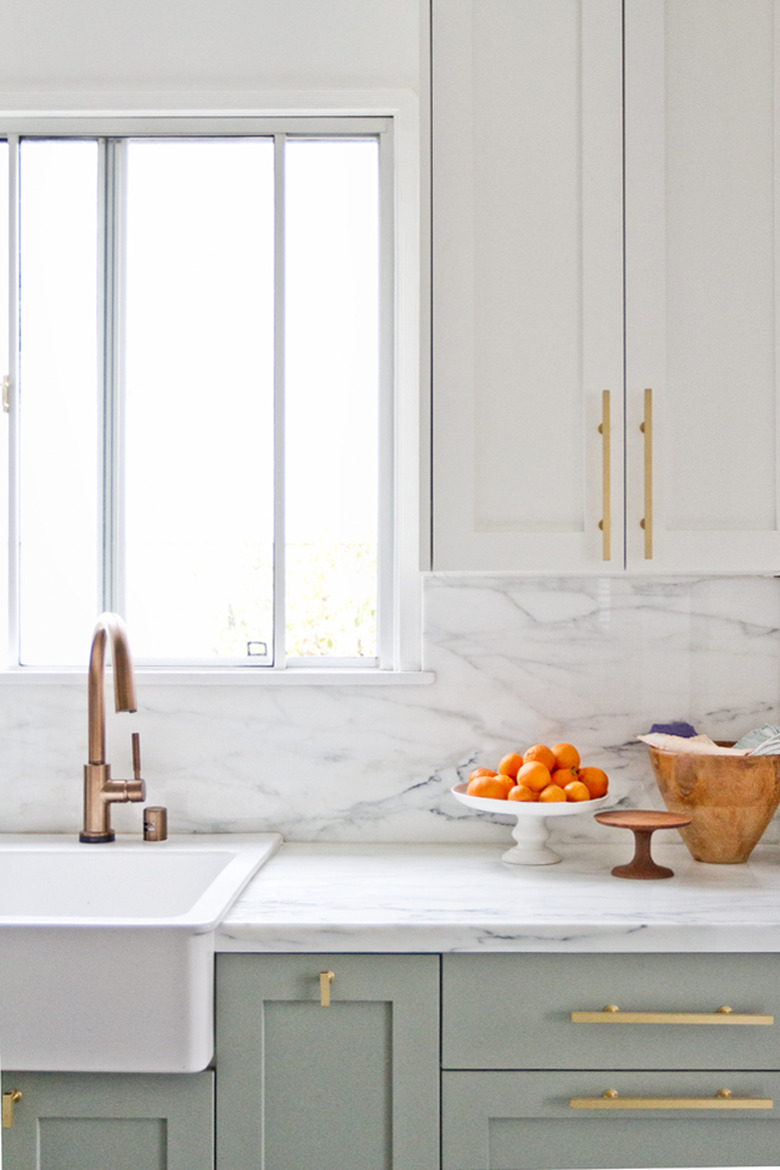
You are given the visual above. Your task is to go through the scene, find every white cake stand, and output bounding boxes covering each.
[451,783,611,865]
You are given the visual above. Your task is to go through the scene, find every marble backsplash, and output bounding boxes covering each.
[2,573,780,846]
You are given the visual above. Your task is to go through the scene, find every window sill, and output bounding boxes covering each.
[0,667,436,686]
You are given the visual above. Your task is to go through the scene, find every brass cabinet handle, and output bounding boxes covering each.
[571,1004,774,1025]
[571,1088,773,1111]
[639,387,653,558]
[2,1090,22,1129]
[320,970,334,1007]
[597,389,611,561]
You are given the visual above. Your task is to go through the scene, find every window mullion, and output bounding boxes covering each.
[98,137,126,617]
[273,133,286,668]
[377,124,395,670]
[7,135,20,665]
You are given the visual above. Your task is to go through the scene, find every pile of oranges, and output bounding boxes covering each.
[466,743,608,805]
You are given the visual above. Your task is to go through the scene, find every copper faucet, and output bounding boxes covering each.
[80,613,146,843]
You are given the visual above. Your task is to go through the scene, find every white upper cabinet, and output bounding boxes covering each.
[433,0,780,573]
[625,0,780,572]
[433,0,624,571]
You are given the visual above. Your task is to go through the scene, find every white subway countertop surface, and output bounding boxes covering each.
[216,841,780,953]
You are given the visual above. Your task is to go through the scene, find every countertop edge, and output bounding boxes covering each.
[215,841,780,954]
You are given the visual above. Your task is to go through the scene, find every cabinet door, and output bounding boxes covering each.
[1,1071,213,1170]
[625,0,780,571]
[433,0,624,571]
[215,953,439,1170]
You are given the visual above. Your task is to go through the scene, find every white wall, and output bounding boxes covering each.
[0,0,423,98]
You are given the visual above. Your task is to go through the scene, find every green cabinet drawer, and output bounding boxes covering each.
[442,953,780,1070]
[442,1070,780,1170]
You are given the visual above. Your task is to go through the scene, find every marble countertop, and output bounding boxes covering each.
[216,840,780,953]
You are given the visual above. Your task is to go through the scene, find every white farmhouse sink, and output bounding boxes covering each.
[0,833,281,1072]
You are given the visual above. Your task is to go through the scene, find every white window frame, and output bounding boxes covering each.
[0,94,426,684]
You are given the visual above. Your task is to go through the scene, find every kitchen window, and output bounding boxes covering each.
[0,115,421,675]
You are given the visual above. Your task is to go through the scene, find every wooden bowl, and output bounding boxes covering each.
[647,745,780,863]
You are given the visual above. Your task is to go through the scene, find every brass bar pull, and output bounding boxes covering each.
[571,1088,773,1111]
[2,1090,22,1128]
[639,387,653,558]
[597,389,611,561]
[320,970,334,1007]
[571,1004,774,1026]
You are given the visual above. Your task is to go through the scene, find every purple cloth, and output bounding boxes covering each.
[648,722,697,738]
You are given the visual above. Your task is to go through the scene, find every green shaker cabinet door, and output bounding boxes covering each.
[1,1071,213,1170]
[216,953,439,1170]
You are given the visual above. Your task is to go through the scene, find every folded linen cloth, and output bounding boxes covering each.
[748,734,780,756]
[637,733,749,756]
[734,723,780,755]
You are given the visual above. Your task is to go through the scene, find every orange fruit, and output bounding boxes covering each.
[539,783,566,802]
[507,784,537,802]
[523,744,556,772]
[551,766,578,788]
[467,774,511,800]
[578,766,609,799]
[467,768,497,784]
[564,779,592,802]
[515,760,552,793]
[497,752,524,780]
[552,742,580,770]
[495,773,516,797]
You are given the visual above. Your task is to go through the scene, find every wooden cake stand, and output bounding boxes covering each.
[594,809,692,879]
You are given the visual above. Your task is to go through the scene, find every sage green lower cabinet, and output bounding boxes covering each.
[1,1071,213,1170]
[441,953,780,1170]
[215,953,440,1170]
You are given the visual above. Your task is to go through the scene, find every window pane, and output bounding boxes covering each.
[123,139,275,662]
[0,141,7,378]
[285,139,380,659]
[18,139,99,665]
[0,141,8,664]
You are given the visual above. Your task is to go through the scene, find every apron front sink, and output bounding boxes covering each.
[0,833,281,1071]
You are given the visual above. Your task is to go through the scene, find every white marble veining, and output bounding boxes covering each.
[218,841,780,953]
[1,574,779,843]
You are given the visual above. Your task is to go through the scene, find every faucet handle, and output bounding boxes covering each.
[124,731,145,803]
